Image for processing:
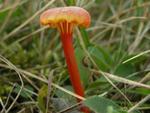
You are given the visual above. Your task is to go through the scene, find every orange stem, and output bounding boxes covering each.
[60,33,84,98]
[60,33,90,113]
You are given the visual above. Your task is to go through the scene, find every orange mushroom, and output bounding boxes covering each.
[40,6,91,113]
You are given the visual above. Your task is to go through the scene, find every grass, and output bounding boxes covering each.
[0,0,150,113]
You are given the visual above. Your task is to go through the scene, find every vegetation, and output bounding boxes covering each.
[0,0,150,113]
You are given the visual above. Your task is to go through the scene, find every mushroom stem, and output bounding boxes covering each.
[60,32,90,113]
[60,32,85,98]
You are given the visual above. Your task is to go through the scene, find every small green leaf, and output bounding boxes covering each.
[87,78,110,92]
[79,27,91,48]
[88,44,113,71]
[114,63,136,77]
[37,85,48,113]
[136,0,144,16]
[84,96,127,113]
[75,47,90,87]
[13,84,33,99]
[134,88,150,95]
[95,0,103,4]
[65,0,76,6]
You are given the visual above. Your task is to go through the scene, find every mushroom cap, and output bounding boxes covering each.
[40,6,91,28]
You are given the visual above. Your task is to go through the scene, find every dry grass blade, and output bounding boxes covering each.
[92,69,150,89]
[3,0,55,40]
[15,26,48,43]
[128,94,150,113]
[58,102,81,113]
[0,55,24,113]
[123,50,150,64]
[128,22,150,54]
[46,70,53,113]
[107,2,150,22]
[0,0,27,13]
[0,0,20,33]
[102,74,132,105]
[0,97,6,112]
[0,63,85,101]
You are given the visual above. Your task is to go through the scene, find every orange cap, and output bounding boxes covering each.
[40,6,90,28]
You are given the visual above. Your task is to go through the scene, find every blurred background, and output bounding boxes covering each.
[0,0,150,113]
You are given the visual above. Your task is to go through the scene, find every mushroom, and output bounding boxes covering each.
[40,6,91,113]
